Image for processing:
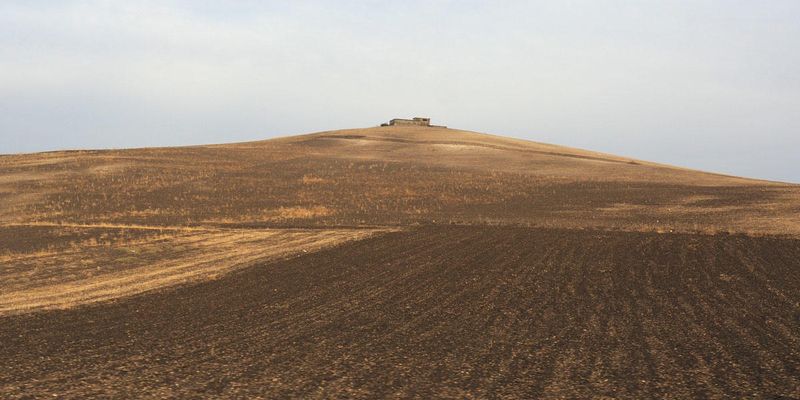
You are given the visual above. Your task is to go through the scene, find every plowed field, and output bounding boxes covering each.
[2,227,798,398]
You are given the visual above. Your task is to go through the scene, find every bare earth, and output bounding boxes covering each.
[0,126,798,398]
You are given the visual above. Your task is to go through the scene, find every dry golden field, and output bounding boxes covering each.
[1,126,799,398]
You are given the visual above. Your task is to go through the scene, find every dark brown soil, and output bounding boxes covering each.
[2,227,798,399]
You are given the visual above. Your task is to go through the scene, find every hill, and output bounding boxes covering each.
[1,126,799,398]
[3,126,798,234]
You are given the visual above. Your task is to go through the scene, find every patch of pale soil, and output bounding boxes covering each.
[593,194,800,236]
[0,171,56,185]
[86,162,132,175]
[201,206,333,223]
[0,154,83,170]
[431,143,502,152]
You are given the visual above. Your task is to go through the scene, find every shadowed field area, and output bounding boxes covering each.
[1,126,799,398]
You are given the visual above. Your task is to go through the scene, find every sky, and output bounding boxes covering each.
[1,1,798,183]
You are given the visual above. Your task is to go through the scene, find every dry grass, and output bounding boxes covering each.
[1,126,797,235]
[0,225,387,315]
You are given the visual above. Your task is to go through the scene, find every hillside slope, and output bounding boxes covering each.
[2,126,799,234]
[1,126,799,398]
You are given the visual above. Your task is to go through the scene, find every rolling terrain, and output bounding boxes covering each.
[1,125,799,398]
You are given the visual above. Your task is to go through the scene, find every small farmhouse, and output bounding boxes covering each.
[381,117,446,128]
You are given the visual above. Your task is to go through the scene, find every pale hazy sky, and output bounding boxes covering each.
[1,1,798,182]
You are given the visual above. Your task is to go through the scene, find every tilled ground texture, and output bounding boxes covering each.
[1,226,798,399]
